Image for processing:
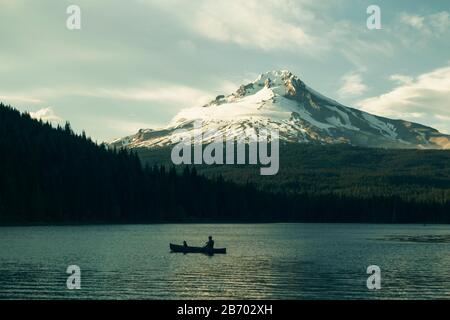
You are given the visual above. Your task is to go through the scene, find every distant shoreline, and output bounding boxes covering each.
[0,220,444,227]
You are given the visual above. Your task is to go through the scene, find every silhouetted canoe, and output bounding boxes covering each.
[170,243,227,254]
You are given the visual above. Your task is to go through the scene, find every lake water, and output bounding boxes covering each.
[0,224,449,300]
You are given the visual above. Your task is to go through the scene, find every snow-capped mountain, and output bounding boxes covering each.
[111,70,450,149]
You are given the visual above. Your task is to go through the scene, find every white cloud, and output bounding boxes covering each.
[358,65,450,133]
[2,83,215,110]
[399,11,450,36]
[144,0,325,53]
[217,81,239,95]
[337,72,368,98]
[0,94,42,104]
[400,13,425,30]
[143,0,395,66]
[0,88,69,104]
[389,74,413,85]
[93,85,213,107]
[29,107,62,123]
[192,0,315,51]
[430,11,450,33]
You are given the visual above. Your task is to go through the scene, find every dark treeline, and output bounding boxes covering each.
[139,143,450,205]
[1,103,449,224]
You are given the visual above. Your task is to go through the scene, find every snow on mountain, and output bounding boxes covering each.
[110,70,450,150]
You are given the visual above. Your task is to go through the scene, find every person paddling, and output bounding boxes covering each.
[204,236,214,254]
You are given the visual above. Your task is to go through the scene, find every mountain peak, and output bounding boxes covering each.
[111,71,450,150]
[239,70,305,98]
[256,69,295,81]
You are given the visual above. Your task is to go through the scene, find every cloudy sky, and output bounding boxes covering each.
[1,0,449,141]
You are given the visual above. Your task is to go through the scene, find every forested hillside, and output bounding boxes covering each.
[0,103,284,224]
[1,103,449,224]
[138,144,450,204]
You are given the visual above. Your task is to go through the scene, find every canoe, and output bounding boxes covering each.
[170,243,226,254]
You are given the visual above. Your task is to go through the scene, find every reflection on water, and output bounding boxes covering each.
[0,224,449,299]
